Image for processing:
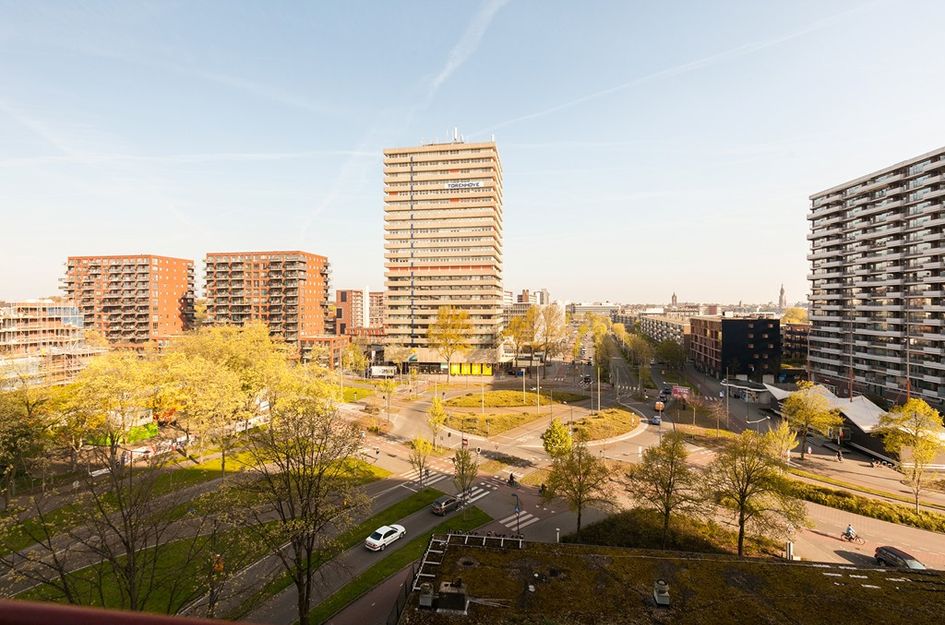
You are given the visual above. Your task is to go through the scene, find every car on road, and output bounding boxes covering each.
[649,415,662,426]
[874,545,926,570]
[364,524,406,551]
[431,495,461,516]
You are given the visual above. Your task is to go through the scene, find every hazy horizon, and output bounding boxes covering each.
[3,1,945,304]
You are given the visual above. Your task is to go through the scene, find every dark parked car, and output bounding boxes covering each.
[431,495,461,516]
[874,545,926,570]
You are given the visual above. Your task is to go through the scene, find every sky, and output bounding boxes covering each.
[2,0,945,305]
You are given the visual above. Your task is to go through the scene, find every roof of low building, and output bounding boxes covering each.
[399,537,943,625]
[764,384,885,433]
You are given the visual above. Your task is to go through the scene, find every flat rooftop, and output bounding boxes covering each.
[399,538,944,625]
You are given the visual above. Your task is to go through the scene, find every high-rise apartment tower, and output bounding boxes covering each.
[383,137,503,364]
[808,146,945,407]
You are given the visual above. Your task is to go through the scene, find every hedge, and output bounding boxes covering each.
[790,481,945,533]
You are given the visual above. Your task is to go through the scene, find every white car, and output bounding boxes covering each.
[364,524,406,551]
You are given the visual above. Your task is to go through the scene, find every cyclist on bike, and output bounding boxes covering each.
[844,523,856,540]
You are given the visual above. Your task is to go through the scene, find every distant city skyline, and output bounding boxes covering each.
[3,1,945,303]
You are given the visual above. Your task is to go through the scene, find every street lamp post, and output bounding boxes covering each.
[596,364,601,412]
[512,493,522,535]
[521,369,526,405]
[537,364,541,417]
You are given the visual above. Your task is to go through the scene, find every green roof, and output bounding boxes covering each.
[399,538,944,625]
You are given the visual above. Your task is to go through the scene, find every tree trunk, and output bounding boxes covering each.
[661,511,670,548]
[576,505,583,540]
[800,427,808,460]
[913,467,921,515]
[737,509,746,557]
[297,578,309,625]
[220,446,227,479]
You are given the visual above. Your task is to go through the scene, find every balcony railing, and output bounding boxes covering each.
[0,599,246,625]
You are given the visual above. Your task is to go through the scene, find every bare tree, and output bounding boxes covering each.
[626,432,701,547]
[452,447,479,517]
[544,439,613,539]
[409,437,433,489]
[236,374,368,625]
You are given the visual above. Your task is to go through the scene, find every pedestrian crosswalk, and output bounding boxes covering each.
[463,481,499,505]
[398,467,449,488]
[496,510,541,531]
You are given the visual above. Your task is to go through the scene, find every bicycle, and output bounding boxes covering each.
[840,532,865,545]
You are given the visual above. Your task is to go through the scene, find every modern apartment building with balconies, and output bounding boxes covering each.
[638,315,691,346]
[204,251,331,347]
[808,146,945,407]
[62,254,194,347]
[383,137,503,365]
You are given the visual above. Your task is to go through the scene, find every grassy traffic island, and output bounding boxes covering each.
[570,407,639,441]
[443,410,547,437]
[401,530,943,625]
[441,390,590,438]
[445,390,587,408]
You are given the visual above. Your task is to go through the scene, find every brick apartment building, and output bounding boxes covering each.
[335,289,366,336]
[1,299,105,386]
[689,316,782,381]
[62,254,194,347]
[204,251,331,347]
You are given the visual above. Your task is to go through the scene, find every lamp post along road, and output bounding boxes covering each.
[521,368,526,405]
[537,364,541,417]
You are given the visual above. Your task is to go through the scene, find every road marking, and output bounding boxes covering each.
[464,487,493,505]
[399,468,450,488]
[497,511,541,529]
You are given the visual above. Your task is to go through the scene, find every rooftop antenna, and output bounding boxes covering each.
[453,127,459,142]
[491,133,495,142]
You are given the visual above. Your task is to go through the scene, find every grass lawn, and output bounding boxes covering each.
[306,507,492,624]
[2,456,387,558]
[571,408,639,441]
[1,452,251,555]
[444,410,545,437]
[343,387,374,402]
[445,390,587,408]
[521,468,550,487]
[478,459,506,475]
[674,423,738,448]
[18,522,267,613]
